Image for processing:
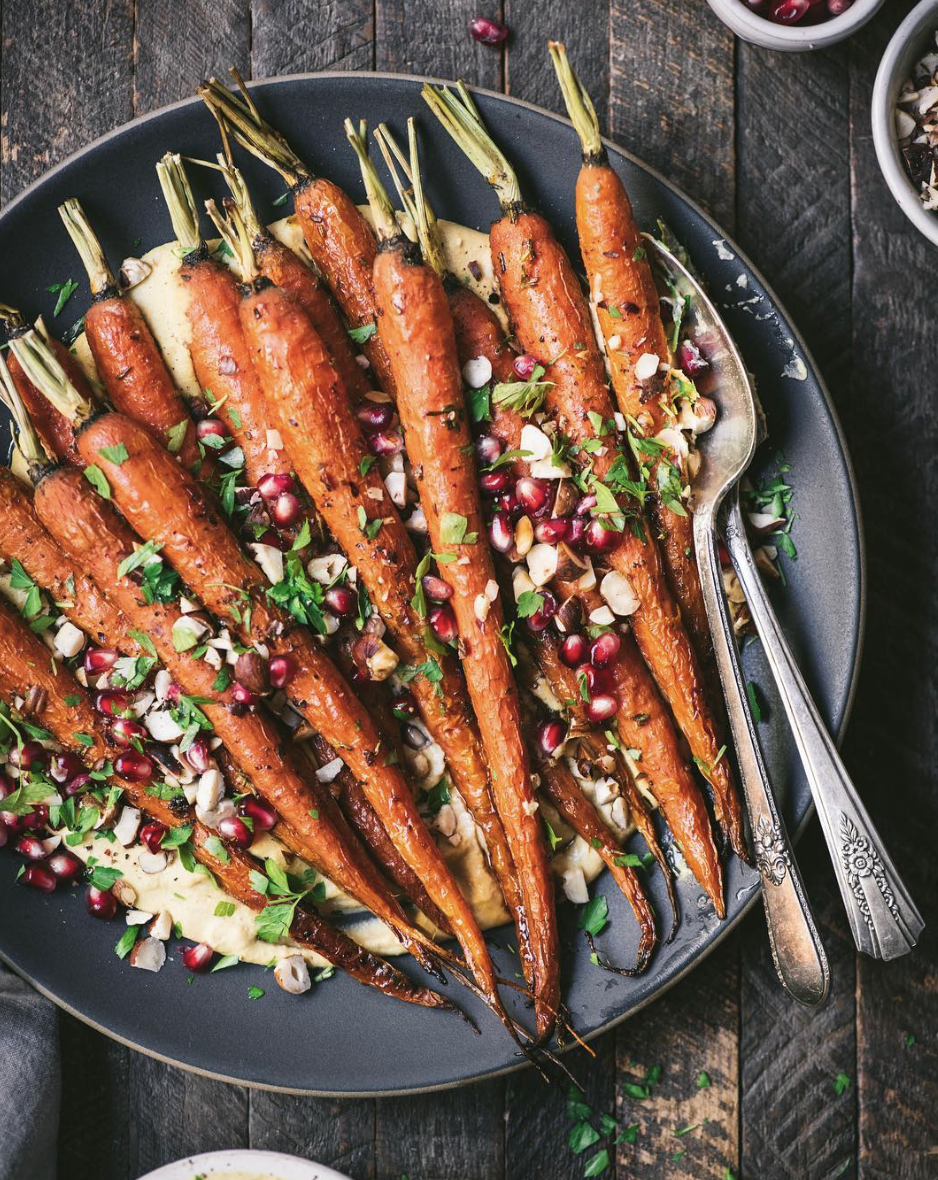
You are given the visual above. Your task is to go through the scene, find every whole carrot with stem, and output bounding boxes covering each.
[423,83,747,863]
[349,120,560,1041]
[204,171,534,985]
[58,198,203,471]
[549,42,711,663]
[376,121,724,917]
[197,73,396,397]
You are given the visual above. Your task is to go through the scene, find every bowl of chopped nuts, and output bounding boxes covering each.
[873,0,938,246]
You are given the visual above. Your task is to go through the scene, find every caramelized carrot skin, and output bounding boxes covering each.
[253,234,372,401]
[0,594,108,761]
[374,240,559,1039]
[293,177,396,395]
[240,281,529,958]
[537,756,655,971]
[446,277,725,913]
[182,256,278,485]
[575,164,710,661]
[490,211,746,861]
[31,464,423,945]
[84,296,201,469]
[77,413,497,994]
[7,339,86,464]
[0,469,129,651]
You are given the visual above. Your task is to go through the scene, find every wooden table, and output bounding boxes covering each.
[2,1,934,1176]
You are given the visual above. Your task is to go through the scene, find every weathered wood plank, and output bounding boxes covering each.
[133,0,250,113]
[504,0,608,119]
[374,0,502,88]
[57,1015,133,1180]
[608,0,736,228]
[0,0,135,204]
[615,943,740,1178]
[849,6,938,1179]
[376,1080,503,1180]
[250,1090,376,1178]
[252,0,374,76]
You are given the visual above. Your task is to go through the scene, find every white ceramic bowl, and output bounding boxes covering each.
[137,1149,351,1180]
[707,0,884,50]
[872,0,938,246]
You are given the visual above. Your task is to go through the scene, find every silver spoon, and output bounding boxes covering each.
[644,234,828,1005]
[646,235,923,967]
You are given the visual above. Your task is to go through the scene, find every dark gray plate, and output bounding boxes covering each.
[0,73,863,1096]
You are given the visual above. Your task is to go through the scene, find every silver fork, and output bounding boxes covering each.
[646,235,923,973]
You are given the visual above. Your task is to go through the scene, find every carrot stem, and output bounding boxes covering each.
[155,152,204,256]
[8,329,95,427]
[197,74,308,188]
[344,119,398,241]
[0,352,47,469]
[203,194,259,285]
[548,42,605,161]
[58,198,115,296]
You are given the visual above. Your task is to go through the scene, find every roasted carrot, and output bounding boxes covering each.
[197,75,396,397]
[58,199,203,471]
[349,123,560,1040]
[424,84,746,862]
[206,183,534,984]
[0,304,86,465]
[18,332,507,1015]
[379,123,724,916]
[549,43,711,663]
[0,603,450,1009]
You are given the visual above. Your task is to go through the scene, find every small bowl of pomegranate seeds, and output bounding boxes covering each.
[873,0,938,246]
[707,0,883,50]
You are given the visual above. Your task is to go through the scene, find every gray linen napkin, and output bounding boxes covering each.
[0,963,59,1180]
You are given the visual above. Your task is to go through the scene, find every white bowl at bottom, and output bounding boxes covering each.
[137,1148,351,1180]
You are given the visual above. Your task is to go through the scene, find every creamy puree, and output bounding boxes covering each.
[52,211,630,966]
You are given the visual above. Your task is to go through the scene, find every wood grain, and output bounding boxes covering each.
[252,0,374,76]
[377,1080,504,1180]
[250,1091,376,1178]
[504,1,608,116]
[374,0,503,88]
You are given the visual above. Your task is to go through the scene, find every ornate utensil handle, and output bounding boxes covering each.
[722,492,924,960]
[694,507,830,1005]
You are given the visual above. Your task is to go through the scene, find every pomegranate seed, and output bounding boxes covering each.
[268,654,296,690]
[217,814,254,850]
[324,586,357,616]
[15,834,47,861]
[566,518,586,550]
[1,812,26,836]
[678,339,709,377]
[139,822,167,853]
[355,401,394,431]
[50,751,84,783]
[475,434,503,467]
[526,592,557,633]
[367,430,404,457]
[770,0,809,20]
[46,850,83,883]
[196,417,226,441]
[231,683,258,707]
[0,819,7,849]
[9,741,49,771]
[182,942,214,973]
[534,517,571,545]
[516,477,551,515]
[115,749,154,783]
[585,518,622,554]
[576,663,615,697]
[537,718,567,757]
[96,690,131,717]
[22,864,57,894]
[826,0,852,11]
[422,575,453,602]
[22,805,49,830]
[586,693,619,723]
[479,470,510,495]
[575,494,598,516]
[591,632,622,668]
[257,472,295,500]
[86,885,118,918]
[428,605,458,644]
[270,492,302,528]
[240,796,277,831]
[0,777,11,802]
[165,682,182,704]
[64,773,93,798]
[559,633,589,667]
[183,738,211,774]
[255,528,285,551]
[497,488,521,518]
[391,691,417,720]
[469,14,509,44]
[489,512,514,553]
[513,353,537,379]
[111,717,148,746]
[84,647,118,674]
